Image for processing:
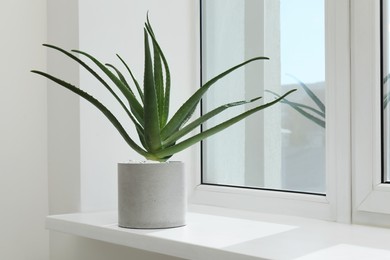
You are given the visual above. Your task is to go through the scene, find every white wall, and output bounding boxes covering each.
[48,0,196,259]
[47,0,81,216]
[0,0,49,259]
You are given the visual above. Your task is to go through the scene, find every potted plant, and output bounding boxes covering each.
[32,16,295,229]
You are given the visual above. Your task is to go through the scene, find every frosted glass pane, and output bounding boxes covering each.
[201,0,326,194]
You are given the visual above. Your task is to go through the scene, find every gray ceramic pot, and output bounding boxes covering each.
[118,161,186,229]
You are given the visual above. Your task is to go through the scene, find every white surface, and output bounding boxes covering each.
[0,1,49,260]
[47,0,81,216]
[46,205,390,260]
[295,244,390,260]
[144,213,295,248]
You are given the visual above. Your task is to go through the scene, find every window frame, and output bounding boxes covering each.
[189,0,352,222]
[352,0,390,227]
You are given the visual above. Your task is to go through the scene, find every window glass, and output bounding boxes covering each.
[383,0,390,182]
[201,0,326,194]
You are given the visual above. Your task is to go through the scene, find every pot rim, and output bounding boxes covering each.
[118,160,183,165]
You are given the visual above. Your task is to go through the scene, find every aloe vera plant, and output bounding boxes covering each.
[32,17,295,162]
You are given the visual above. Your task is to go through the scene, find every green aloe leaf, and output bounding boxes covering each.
[116,54,144,104]
[151,33,165,129]
[72,49,145,126]
[31,70,148,157]
[266,89,325,128]
[154,89,296,159]
[106,63,133,93]
[280,100,325,118]
[106,63,147,143]
[266,90,325,118]
[143,28,162,152]
[42,44,144,133]
[145,19,171,128]
[287,74,325,114]
[160,57,269,141]
[162,96,262,147]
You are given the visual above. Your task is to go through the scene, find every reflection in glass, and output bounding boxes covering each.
[383,0,390,182]
[201,0,326,194]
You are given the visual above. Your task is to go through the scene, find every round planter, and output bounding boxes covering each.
[118,161,186,229]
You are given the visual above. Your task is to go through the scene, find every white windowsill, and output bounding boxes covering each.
[46,205,390,260]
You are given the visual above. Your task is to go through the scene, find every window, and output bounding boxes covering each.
[192,0,351,222]
[201,0,326,195]
[194,0,390,226]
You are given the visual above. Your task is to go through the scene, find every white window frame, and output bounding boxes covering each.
[352,0,390,227]
[189,0,352,222]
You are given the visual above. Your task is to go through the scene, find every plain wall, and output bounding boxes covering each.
[47,0,81,216]
[48,0,196,259]
[0,0,49,259]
